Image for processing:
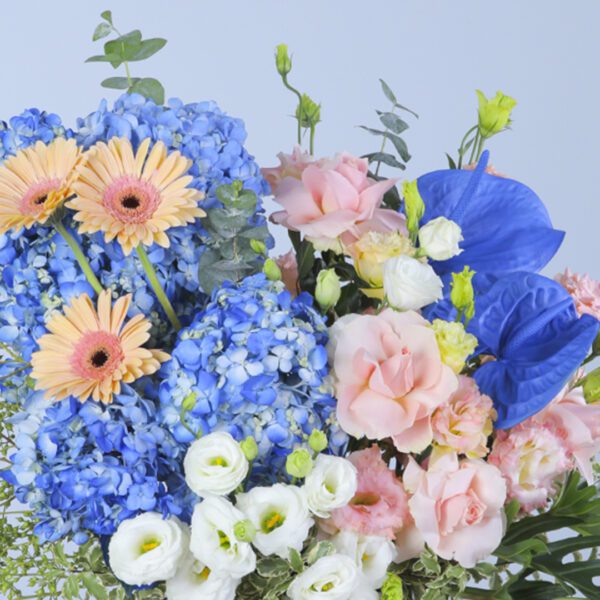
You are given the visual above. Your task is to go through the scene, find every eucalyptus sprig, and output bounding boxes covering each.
[86,10,167,105]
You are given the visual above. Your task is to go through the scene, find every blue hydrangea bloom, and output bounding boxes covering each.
[417,152,565,278]
[4,386,193,543]
[468,272,599,429]
[158,274,347,482]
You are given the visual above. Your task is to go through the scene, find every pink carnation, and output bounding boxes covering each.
[325,446,410,539]
[488,422,572,514]
[328,310,458,453]
[270,152,402,249]
[432,376,496,458]
[534,380,600,484]
[261,146,319,192]
[404,452,507,567]
[555,268,600,320]
[274,250,299,296]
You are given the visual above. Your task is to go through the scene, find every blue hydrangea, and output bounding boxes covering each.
[4,386,193,543]
[158,274,347,483]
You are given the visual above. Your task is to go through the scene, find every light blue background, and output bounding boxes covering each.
[3,0,599,275]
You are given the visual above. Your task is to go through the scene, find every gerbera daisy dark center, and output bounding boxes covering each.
[121,195,141,210]
[103,175,162,225]
[34,194,48,206]
[71,330,125,381]
[91,349,109,368]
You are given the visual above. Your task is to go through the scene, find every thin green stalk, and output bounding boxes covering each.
[474,132,486,162]
[54,222,103,295]
[374,105,396,177]
[282,75,303,145]
[457,125,479,169]
[136,245,182,331]
[468,131,481,165]
[309,124,316,155]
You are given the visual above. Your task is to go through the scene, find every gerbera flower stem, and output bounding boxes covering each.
[53,222,103,295]
[136,244,182,331]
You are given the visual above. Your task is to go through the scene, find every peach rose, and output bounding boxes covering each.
[328,310,458,452]
[404,452,507,567]
[262,145,320,192]
[270,153,399,249]
[275,250,299,296]
[555,268,600,320]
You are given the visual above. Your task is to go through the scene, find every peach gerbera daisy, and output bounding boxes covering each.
[31,290,170,404]
[67,137,205,255]
[0,138,82,234]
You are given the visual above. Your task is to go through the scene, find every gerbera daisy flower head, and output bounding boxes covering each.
[31,289,170,404]
[68,137,205,255]
[0,137,82,234]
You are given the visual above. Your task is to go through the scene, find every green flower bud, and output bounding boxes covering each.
[182,392,197,412]
[275,44,292,77]
[476,90,517,139]
[263,258,282,281]
[315,269,341,312]
[296,94,321,129]
[402,180,425,241]
[286,448,314,478]
[583,367,600,403]
[233,519,256,542]
[431,319,478,374]
[240,436,258,461]
[381,572,404,600]
[250,239,267,256]
[450,266,476,323]
[308,429,328,453]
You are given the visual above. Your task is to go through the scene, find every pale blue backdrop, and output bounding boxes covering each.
[3,0,599,277]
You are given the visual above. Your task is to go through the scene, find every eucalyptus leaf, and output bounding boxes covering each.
[385,132,411,162]
[380,78,397,104]
[85,53,122,64]
[127,38,167,62]
[363,152,405,170]
[129,78,165,104]
[93,22,112,41]
[101,77,139,90]
[104,30,143,59]
[100,10,113,24]
[377,111,409,134]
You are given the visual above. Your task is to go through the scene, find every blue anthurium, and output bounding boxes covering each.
[467,272,599,429]
[417,151,565,277]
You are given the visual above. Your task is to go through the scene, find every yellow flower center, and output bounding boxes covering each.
[210,456,229,467]
[217,529,231,549]
[261,511,286,533]
[140,538,161,554]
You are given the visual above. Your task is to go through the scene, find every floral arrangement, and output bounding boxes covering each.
[1,10,600,600]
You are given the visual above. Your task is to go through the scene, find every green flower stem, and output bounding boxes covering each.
[309,124,316,155]
[457,125,478,169]
[474,132,486,163]
[54,222,103,295]
[468,131,481,165]
[136,244,182,331]
[282,75,303,145]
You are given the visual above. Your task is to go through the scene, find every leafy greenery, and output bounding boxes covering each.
[198,181,270,294]
[86,10,167,104]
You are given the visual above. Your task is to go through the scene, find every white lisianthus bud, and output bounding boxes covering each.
[331,530,397,589]
[108,513,188,586]
[184,431,249,497]
[303,454,358,518]
[166,552,240,600]
[418,217,463,261]
[190,497,256,578]
[236,483,313,559]
[287,554,361,600]
[383,255,443,310]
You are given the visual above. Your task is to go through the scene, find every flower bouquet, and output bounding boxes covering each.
[1,11,600,600]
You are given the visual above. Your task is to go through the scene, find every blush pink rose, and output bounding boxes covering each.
[270,152,399,248]
[328,310,458,452]
[534,379,600,484]
[555,268,600,320]
[404,452,507,567]
[262,146,320,192]
[432,376,496,458]
[274,250,299,296]
[488,422,572,514]
[325,446,410,539]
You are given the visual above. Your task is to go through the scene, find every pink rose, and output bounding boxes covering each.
[328,310,458,452]
[270,152,398,249]
[262,146,320,192]
[534,380,600,484]
[404,452,507,567]
[274,250,299,296]
[488,422,572,514]
[555,268,600,320]
[325,446,410,539]
[432,376,496,458]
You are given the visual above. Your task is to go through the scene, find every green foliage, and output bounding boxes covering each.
[198,181,270,294]
[86,10,167,104]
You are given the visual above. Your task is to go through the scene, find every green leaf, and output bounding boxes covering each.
[127,38,167,62]
[380,78,397,104]
[101,77,139,90]
[63,575,80,599]
[385,132,411,162]
[80,572,108,600]
[494,538,548,566]
[85,53,122,64]
[93,22,112,41]
[306,540,335,565]
[377,111,409,134]
[289,548,304,573]
[445,153,457,169]
[256,556,290,578]
[381,185,402,210]
[129,78,165,105]
[363,152,405,170]
[100,10,112,24]
[104,30,143,65]
[508,580,574,600]
[504,498,520,525]
[296,239,315,282]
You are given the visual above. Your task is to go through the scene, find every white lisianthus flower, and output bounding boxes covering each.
[184,431,249,497]
[166,552,240,600]
[190,496,256,578]
[303,454,358,518]
[418,216,464,261]
[287,554,360,600]
[236,483,313,559]
[331,530,397,588]
[383,255,443,311]
[108,513,188,586]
